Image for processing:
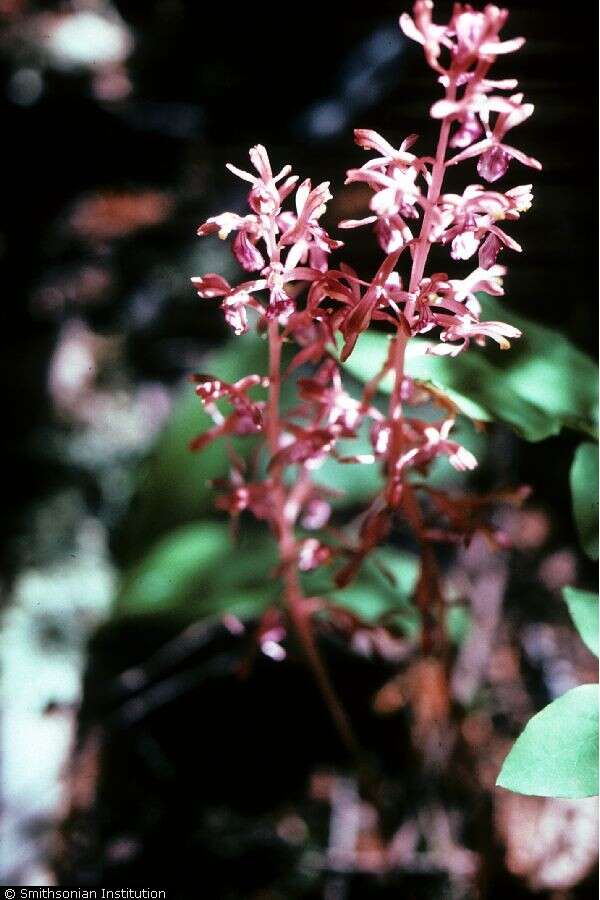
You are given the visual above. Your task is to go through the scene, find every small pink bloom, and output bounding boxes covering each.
[450,114,483,149]
[477,145,510,182]
[298,538,332,571]
[266,287,295,323]
[478,232,502,269]
[232,229,265,271]
[298,364,364,432]
[396,419,478,474]
[399,0,450,72]
[448,264,506,302]
[451,228,480,260]
[446,94,541,181]
[269,426,341,471]
[215,476,277,524]
[192,273,268,335]
[191,273,231,298]
[301,497,332,530]
[371,421,391,456]
[222,296,249,335]
[226,144,293,216]
[280,179,342,272]
[429,314,521,355]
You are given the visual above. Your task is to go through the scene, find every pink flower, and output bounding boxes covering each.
[298,359,365,432]
[449,4,524,64]
[401,1,525,73]
[478,145,511,182]
[232,229,265,271]
[186,3,539,646]
[451,228,480,260]
[197,211,266,272]
[269,425,345,471]
[428,313,521,356]
[300,496,332,530]
[450,113,483,150]
[298,538,332,571]
[189,374,266,450]
[215,473,277,524]
[191,273,266,335]
[226,144,296,216]
[340,129,422,252]
[447,93,541,182]
[478,232,502,269]
[433,182,529,262]
[399,0,452,72]
[279,179,342,271]
[396,419,478,474]
[448,263,506,302]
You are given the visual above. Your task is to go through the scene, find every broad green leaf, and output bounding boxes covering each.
[116,521,231,615]
[342,296,598,443]
[301,546,420,626]
[200,587,272,621]
[570,442,599,560]
[446,605,471,644]
[115,335,270,563]
[563,587,599,657]
[329,552,470,645]
[332,549,420,625]
[314,424,383,503]
[115,521,276,619]
[496,684,599,798]
[116,334,385,563]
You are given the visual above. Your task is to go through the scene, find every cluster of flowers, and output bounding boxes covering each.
[190,1,538,661]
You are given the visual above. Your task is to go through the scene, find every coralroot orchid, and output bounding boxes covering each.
[190,2,539,764]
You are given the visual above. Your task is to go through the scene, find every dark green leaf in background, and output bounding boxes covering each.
[342,296,598,443]
[115,520,276,620]
[570,442,599,560]
[116,336,269,563]
[563,587,599,657]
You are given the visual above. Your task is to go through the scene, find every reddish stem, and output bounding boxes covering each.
[384,79,457,642]
[266,317,366,771]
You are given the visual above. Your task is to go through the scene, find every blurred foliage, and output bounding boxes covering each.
[497,684,599,799]
[114,515,426,631]
[342,296,599,443]
[324,548,419,627]
[114,292,597,646]
[570,442,599,560]
[116,521,275,620]
[494,413,598,803]
[563,587,599,659]
[116,335,269,563]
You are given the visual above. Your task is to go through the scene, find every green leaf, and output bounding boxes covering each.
[570,442,599,560]
[115,335,270,563]
[314,424,383,503]
[496,684,599,798]
[116,521,231,616]
[117,334,386,564]
[446,605,471,644]
[563,587,599,657]
[342,296,598,443]
[331,548,420,626]
[115,520,276,619]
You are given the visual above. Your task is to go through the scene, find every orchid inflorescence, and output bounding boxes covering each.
[190,2,539,752]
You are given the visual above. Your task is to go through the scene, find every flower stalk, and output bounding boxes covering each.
[189,0,540,761]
